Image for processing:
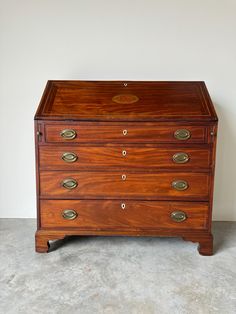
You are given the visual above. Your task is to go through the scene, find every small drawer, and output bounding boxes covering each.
[39,146,211,170]
[44,123,208,143]
[40,200,209,230]
[40,171,210,200]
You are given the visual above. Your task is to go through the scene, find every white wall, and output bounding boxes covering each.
[0,0,236,220]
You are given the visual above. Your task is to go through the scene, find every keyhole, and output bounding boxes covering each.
[123,129,128,136]
[122,150,127,157]
[121,203,126,209]
[122,174,126,181]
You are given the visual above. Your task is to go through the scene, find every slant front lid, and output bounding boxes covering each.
[35,81,217,121]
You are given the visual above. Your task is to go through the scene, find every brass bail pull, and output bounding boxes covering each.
[174,129,191,140]
[61,178,78,190]
[172,180,189,191]
[173,152,189,164]
[171,211,187,222]
[62,209,78,220]
[60,129,77,140]
[62,152,78,163]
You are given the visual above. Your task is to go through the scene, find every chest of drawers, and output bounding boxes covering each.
[35,81,218,255]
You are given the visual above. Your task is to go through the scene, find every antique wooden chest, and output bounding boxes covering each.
[35,81,218,255]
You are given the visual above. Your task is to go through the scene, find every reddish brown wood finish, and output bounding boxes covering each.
[34,80,218,255]
[40,171,210,200]
[40,200,209,230]
[39,146,211,170]
[45,123,208,144]
[35,81,217,121]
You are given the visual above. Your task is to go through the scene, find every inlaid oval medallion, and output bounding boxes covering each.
[112,94,139,104]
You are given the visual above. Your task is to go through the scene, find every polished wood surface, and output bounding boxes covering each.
[35,81,217,121]
[40,200,209,230]
[45,123,208,143]
[39,145,211,170]
[35,80,218,255]
[40,171,210,200]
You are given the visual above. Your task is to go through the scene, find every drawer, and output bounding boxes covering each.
[39,146,211,170]
[45,123,208,143]
[40,200,209,230]
[40,171,210,200]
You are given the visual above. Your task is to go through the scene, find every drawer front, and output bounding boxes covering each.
[40,200,209,230]
[40,171,210,200]
[39,146,211,170]
[45,123,208,143]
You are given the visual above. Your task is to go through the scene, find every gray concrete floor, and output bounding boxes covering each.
[0,220,235,314]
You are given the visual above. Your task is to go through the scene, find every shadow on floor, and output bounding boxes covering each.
[48,222,235,254]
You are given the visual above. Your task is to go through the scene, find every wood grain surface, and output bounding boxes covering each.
[40,171,210,200]
[34,80,218,255]
[40,200,209,230]
[45,123,208,143]
[39,145,211,170]
[35,81,218,122]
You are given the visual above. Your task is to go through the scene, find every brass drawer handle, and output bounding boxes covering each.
[121,203,126,209]
[174,129,191,140]
[122,150,127,157]
[123,129,128,136]
[61,178,78,190]
[62,152,78,163]
[172,152,189,164]
[172,180,188,191]
[171,211,187,222]
[62,209,78,220]
[60,129,77,140]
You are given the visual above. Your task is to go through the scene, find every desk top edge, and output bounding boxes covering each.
[35,80,218,122]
